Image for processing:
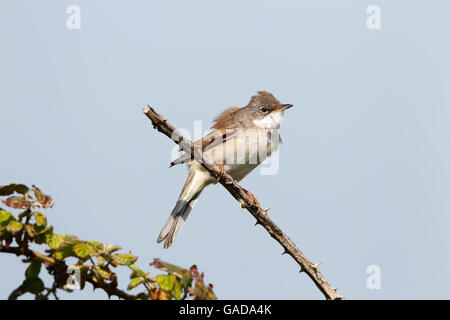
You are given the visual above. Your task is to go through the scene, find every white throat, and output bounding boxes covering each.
[252,111,284,129]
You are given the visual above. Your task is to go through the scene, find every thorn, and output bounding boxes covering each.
[281,249,288,255]
[299,267,304,273]
[312,262,322,273]
[261,206,271,215]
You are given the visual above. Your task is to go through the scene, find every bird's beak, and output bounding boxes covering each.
[279,104,293,111]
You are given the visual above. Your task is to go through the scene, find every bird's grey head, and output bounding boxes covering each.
[240,91,293,129]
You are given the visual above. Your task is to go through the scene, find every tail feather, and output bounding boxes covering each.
[157,169,209,248]
[157,197,199,248]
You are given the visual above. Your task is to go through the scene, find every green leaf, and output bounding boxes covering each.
[24,224,35,237]
[180,269,193,289]
[129,264,148,278]
[127,277,144,290]
[34,234,46,244]
[97,255,106,266]
[136,293,149,300]
[0,209,12,225]
[88,241,103,251]
[6,220,22,233]
[22,278,45,294]
[158,289,170,300]
[0,184,29,196]
[73,242,94,258]
[171,279,182,300]
[156,274,176,291]
[113,253,137,266]
[150,258,186,275]
[25,260,42,280]
[34,225,53,236]
[33,212,47,227]
[104,244,122,253]
[93,266,111,280]
[150,258,192,288]
[54,242,75,260]
[45,233,64,249]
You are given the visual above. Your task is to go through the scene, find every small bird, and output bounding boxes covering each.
[157,91,293,248]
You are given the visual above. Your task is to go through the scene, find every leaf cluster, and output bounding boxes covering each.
[0,184,216,300]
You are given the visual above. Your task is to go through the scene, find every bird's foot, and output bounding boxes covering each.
[215,164,226,182]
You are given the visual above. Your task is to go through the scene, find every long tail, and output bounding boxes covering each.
[157,170,206,248]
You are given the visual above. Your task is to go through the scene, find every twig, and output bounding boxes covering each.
[8,284,26,300]
[143,105,344,300]
[0,245,138,300]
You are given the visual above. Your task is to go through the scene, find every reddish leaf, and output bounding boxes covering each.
[150,258,187,275]
[190,270,216,300]
[32,185,52,208]
[2,196,31,209]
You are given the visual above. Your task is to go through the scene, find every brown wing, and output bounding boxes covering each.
[169,128,237,167]
[211,107,240,129]
[170,107,241,167]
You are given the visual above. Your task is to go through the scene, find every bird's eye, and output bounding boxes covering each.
[259,107,270,114]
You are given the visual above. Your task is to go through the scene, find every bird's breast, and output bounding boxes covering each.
[204,128,279,181]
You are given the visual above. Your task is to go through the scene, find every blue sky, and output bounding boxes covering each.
[1,0,449,299]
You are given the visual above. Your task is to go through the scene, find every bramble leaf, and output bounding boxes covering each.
[156,274,175,291]
[25,224,36,237]
[127,277,144,290]
[73,242,94,258]
[2,196,31,209]
[46,233,64,249]
[32,185,52,208]
[0,209,12,225]
[171,279,182,300]
[25,260,42,280]
[54,242,76,260]
[94,266,111,280]
[0,184,29,196]
[129,264,148,278]
[33,212,47,227]
[104,244,122,254]
[151,258,192,289]
[0,184,217,300]
[22,278,45,294]
[6,220,23,233]
[113,253,137,266]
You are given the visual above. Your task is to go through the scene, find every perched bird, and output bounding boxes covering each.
[157,91,293,248]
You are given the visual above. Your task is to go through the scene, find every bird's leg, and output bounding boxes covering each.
[215,163,226,182]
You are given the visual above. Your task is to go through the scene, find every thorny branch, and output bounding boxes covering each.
[0,184,217,300]
[0,245,137,300]
[143,105,344,300]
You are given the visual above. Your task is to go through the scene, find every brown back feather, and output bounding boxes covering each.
[211,107,240,130]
